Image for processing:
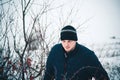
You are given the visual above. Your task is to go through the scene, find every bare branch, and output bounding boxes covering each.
[0,0,12,5]
[76,16,94,29]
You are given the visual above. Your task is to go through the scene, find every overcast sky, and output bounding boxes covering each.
[2,0,120,44]
[19,0,120,44]
[57,0,120,44]
[82,0,120,43]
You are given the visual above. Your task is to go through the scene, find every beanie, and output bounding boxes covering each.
[60,25,78,41]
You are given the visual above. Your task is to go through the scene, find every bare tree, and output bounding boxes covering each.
[0,0,59,79]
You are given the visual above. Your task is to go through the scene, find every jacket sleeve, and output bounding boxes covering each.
[88,51,110,80]
[43,48,55,80]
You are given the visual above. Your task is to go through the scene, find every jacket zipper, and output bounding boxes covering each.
[63,53,68,80]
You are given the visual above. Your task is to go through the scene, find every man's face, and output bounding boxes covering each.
[61,40,76,53]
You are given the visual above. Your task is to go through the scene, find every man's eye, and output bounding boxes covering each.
[68,40,72,42]
[62,40,66,43]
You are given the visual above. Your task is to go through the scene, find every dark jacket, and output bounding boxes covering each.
[44,43,109,80]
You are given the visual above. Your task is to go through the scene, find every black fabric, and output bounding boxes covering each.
[60,25,78,41]
[43,43,110,80]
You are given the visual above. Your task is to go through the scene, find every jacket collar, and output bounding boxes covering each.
[62,42,79,58]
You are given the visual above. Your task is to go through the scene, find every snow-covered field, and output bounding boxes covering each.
[87,39,120,80]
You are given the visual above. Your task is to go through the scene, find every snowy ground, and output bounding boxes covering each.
[91,40,120,80]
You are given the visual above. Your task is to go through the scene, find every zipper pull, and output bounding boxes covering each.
[92,77,95,80]
[64,53,67,58]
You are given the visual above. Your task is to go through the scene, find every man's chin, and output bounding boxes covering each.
[65,49,71,53]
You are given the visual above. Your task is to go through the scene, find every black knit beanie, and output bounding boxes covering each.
[60,25,78,41]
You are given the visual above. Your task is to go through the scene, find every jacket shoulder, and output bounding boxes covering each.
[51,43,62,50]
[49,44,62,55]
[47,44,62,60]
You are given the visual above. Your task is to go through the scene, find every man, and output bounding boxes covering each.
[43,25,109,80]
